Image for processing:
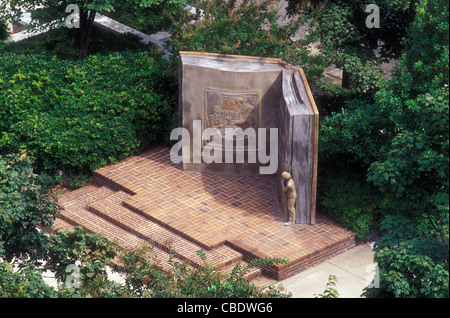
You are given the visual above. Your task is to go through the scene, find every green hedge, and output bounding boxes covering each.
[0,48,177,174]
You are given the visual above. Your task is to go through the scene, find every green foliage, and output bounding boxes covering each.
[368,241,449,298]
[114,242,291,298]
[45,227,120,297]
[314,274,339,298]
[105,0,186,35]
[319,98,394,167]
[318,0,448,297]
[3,235,290,298]
[0,152,58,262]
[401,0,449,95]
[0,0,186,58]
[366,0,449,201]
[0,0,115,31]
[0,48,177,175]
[0,261,57,298]
[309,1,386,94]
[169,0,318,72]
[171,0,296,56]
[319,167,391,241]
[376,214,448,263]
[286,0,418,95]
[168,0,331,96]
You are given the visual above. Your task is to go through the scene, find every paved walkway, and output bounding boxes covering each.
[280,243,376,297]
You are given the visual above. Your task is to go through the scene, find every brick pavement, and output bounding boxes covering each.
[56,146,355,281]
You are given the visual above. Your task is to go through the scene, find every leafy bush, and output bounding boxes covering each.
[376,214,448,263]
[319,167,390,241]
[3,226,291,298]
[0,48,177,175]
[46,227,119,297]
[0,261,57,298]
[319,98,395,168]
[366,241,449,298]
[0,152,58,262]
[113,242,291,298]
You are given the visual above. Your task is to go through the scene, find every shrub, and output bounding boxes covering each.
[0,48,177,175]
[319,166,391,241]
[113,242,291,298]
[319,0,448,297]
[0,152,58,262]
[9,229,291,298]
[367,241,449,298]
[0,261,57,298]
[319,98,395,168]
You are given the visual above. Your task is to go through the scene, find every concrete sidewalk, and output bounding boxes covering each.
[280,244,377,298]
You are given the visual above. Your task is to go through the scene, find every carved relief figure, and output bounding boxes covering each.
[205,90,258,134]
[281,171,297,226]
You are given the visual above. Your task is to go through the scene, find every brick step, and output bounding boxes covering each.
[55,216,174,272]
[59,205,140,250]
[57,183,270,284]
[52,218,75,232]
[55,210,263,281]
[58,184,113,205]
[58,207,174,272]
[93,171,136,195]
[122,194,228,249]
[86,190,243,269]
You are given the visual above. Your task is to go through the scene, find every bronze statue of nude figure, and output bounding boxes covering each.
[281,171,297,226]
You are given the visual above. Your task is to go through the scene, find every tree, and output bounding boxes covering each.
[367,0,449,265]
[0,0,185,59]
[318,0,448,297]
[286,0,418,95]
[170,0,304,58]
